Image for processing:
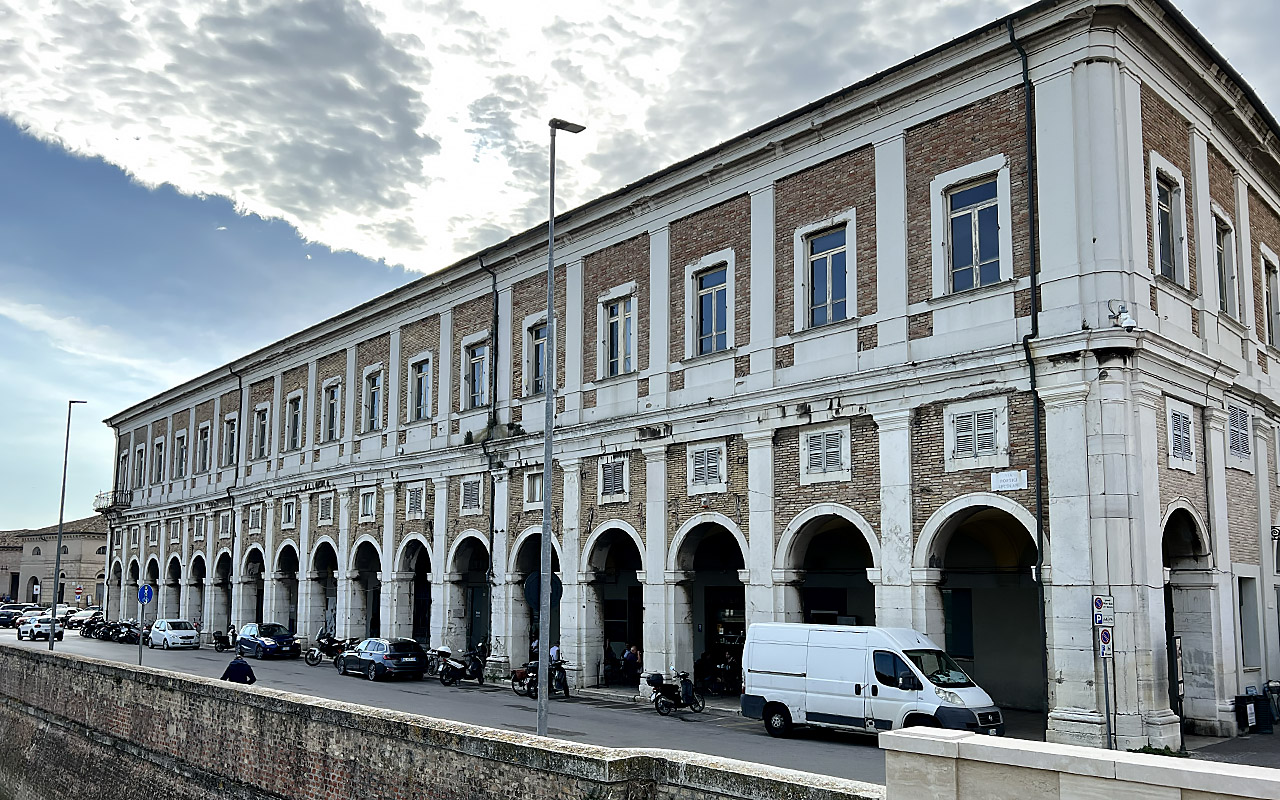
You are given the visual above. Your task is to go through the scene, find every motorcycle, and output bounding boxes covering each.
[80,614,106,638]
[111,621,141,645]
[648,669,705,716]
[212,629,234,653]
[304,630,351,666]
[513,658,570,699]
[437,646,486,686]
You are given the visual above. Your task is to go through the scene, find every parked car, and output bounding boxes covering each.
[740,624,1003,738]
[17,615,63,641]
[66,609,101,629]
[148,618,200,650]
[13,609,45,629]
[235,622,301,659]
[335,638,428,681]
[0,604,40,628]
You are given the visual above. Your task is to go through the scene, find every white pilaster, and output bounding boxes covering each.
[744,430,775,626]
[642,444,668,685]
[748,186,776,381]
[874,135,908,352]
[565,259,584,415]
[875,409,912,627]
[647,227,671,400]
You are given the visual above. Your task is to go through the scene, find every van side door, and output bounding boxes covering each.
[803,630,868,729]
[866,649,920,732]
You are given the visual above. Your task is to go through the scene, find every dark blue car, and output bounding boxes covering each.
[236,622,302,659]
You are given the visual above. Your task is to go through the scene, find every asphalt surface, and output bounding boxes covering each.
[12,632,888,784]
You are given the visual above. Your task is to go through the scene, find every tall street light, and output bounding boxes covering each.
[538,116,584,736]
[50,400,86,651]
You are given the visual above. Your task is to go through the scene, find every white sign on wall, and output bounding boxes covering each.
[990,469,1028,491]
[1092,594,1115,626]
[1098,627,1114,658]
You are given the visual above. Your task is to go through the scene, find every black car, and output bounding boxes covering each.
[235,622,302,659]
[335,638,428,681]
[0,604,41,628]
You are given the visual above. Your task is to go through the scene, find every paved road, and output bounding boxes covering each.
[16,633,887,784]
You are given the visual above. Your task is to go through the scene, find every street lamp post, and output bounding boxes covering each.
[538,117,584,737]
[49,400,86,651]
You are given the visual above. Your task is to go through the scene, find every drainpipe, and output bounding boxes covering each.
[224,366,243,636]
[478,255,499,660]
[1008,19,1050,712]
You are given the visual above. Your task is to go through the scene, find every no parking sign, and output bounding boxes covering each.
[1098,626,1113,658]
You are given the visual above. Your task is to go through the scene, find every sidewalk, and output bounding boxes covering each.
[577,683,742,714]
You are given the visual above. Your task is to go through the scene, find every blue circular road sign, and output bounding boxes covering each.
[138,585,154,605]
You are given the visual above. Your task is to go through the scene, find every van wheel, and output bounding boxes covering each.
[763,704,792,738]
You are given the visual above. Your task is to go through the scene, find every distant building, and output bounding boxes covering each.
[97,0,1280,749]
[0,516,108,606]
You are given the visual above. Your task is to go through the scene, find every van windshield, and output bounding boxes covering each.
[904,649,974,688]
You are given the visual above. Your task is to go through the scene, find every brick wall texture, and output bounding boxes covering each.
[583,233,650,379]
[1141,84,1198,295]
[579,452,648,548]
[772,416,881,552]
[1156,397,1210,535]
[510,264,567,400]
[669,194,751,363]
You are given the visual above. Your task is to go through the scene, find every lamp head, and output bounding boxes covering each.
[549,118,585,134]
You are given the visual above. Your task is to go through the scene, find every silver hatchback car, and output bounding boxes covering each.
[147,619,200,650]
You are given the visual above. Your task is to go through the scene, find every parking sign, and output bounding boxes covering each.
[1092,594,1114,626]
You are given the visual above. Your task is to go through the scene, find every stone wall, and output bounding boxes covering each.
[0,644,882,800]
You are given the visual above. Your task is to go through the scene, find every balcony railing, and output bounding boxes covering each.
[93,490,133,512]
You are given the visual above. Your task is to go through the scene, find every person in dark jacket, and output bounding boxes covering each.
[220,655,256,685]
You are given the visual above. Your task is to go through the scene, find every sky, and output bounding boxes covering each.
[0,0,1276,530]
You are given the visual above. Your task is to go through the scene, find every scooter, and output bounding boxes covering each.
[304,630,351,666]
[438,647,486,686]
[212,629,234,653]
[514,658,570,699]
[649,669,705,716]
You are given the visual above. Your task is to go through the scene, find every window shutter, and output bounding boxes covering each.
[975,410,998,455]
[408,487,423,514]
[706,448,721,483]
[319,496,333,521]
[806,433,826,473]
[954,413,975,458]
[692,448,708,484]
[602,459,625,496]
[1171,411,1192,460]
[823,432,843,472]
[1229,406,1251,457]
[462,480,481,509]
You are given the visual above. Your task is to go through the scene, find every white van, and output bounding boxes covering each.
[740,623,1003,738]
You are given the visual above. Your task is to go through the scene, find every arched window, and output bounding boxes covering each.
[31,547,40,556]
[61,546,69,555]
[96,546,107,555]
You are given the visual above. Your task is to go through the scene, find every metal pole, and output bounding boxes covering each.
[1102,653,1114,749]
[138,597,144,666]
[49,400,85,651]
[537,124,558,737]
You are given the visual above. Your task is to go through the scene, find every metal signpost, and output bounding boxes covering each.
[1093,594,1115,749]
[137,584,153,666]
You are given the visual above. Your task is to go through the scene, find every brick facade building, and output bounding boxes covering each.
[97,0,1280,749]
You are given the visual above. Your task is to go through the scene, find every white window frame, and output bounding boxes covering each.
[597,453,630,505]
[1211,206,1240,320]
[222,414,239,468]
[151,437,166,484]
[1165,397,1196,473]
[281,498,296,530]
[459,476,483,516]
[317,493,335,526]
[1263,244,1279,349]
[1227,401,1253,471]
[596,281,639,379]
[683,248,736,360]
[460,330,490,411]
[1149,152,1190,288]
[197,423,212,473]
[930,155,1013,298]
[117,451,130,490]
[252,404,270,461]
[358,489,377,523]
[130,525,139,545]
[168,519,180,544]
[148,522,159,545]
[405,481,428,521]
[406,353,433,423]
[361,364,384,433]
[173,432,188,479]
[248,504,263,531]
[524,316,550,396]
[285,391,304,451]
[943,396,1010,473]
[798,423,852,485]
[322,377,342,443]
[523,469,546,511]
[687,441,728,495]
[133,444,145,488]
[793,210,856,332]
[218,511,232,539]
[193,515,206,542]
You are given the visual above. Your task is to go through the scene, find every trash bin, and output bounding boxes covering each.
[1236,695,1257,734]
[1252,695,1274,734]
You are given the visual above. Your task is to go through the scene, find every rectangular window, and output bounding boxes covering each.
[1267,259,1279,348]
[218,512,231,539]
[287,396,302,450]
[1157,175,1178,281]
[1229,405,1251,458]
[253,408,269,459]
[954,409,999,459]
[526,471,544,505]
[804,431,844,474]
[365,372,382,431]
[152,441,165,484]
[1215,218,1236,317]
[248,505,262,530]
[324,384,340,442]
[461,478,482,511]
[168,520,180,544]
[130,526,139,545]
[691,447,722,485]
[223,418,238,467]
[148,523,159,545]
[948,179,1000,292]
[1170,410,1193,461]
[808,227,847,327]
[606,297,634,376]
[1240,576,1261,668]
[530,323,548,395]
[133,446,144,488]
[193,516,205,542]
[318,495,334,523]
[174,434,187,479]
[197,426,211,472]
[359,490,376,520]
[117,452,129,490]
[601,457,626,497]
[467,344,488,409]
[281,499,295,528]
[407,486,424,515]
[412,361,431,421]
[696,266,728,355]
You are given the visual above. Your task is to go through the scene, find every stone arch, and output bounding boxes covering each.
[507,525,563,575]
[775,502,881,570]
[308,536,339,572]
[446,529,490,571]
[241,544,267,575]
[582,519,646,571]
[394,533,433,572]
[914,492,1040,569]
[667,512,749,573]
[1159,499,1211,566]
[273,539,300,572]
[346,535,384,573]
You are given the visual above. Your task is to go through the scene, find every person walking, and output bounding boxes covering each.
[220,654,257,685]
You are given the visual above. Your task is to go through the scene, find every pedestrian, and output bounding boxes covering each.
[621,643,639,683]
[220,654,256,685]
[549,642,560,661]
